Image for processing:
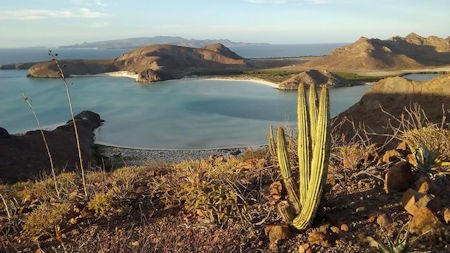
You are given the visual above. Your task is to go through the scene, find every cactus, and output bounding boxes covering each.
[276,82,331,229]
[268,125,276,156]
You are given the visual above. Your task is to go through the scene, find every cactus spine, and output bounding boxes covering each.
[276,82,330,229]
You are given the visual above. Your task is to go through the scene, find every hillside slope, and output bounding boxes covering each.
[302,33,450,71]
[27,43,250,82]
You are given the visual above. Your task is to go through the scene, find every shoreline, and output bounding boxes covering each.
[96,143,262,165]
[188,76,279,88]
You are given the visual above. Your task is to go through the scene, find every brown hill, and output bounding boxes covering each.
[302,33,450,71]
[334,74,450,141]
[114,43,248,82]
[278,69,347,90]
[27,44,249,82]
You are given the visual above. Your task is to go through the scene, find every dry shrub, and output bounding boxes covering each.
[157,159,248,225]
[23,202,71,236]
[402,126,450,158]
[17,173,78,202]
[335,143,377,169]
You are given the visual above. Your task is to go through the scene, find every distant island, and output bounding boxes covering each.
[59,36,269,49]
[2,33,449,88]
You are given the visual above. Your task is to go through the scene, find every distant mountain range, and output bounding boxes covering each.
[60,36,269,49]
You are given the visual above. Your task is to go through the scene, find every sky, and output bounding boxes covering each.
[0,0,449,48]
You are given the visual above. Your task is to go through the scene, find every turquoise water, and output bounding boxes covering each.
[0,70,370,148]
[402,73,440,81]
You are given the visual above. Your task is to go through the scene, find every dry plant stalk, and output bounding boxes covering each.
[22,94,59,197]
[48,50,88,198]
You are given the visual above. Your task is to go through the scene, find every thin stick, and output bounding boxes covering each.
[49,51,88,198]
[22,94,60,198]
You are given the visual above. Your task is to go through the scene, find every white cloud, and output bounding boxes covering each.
[0,8,106,20]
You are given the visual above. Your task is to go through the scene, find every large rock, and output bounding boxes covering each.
[278,69,346,90]
[137,69,174,83]
[409,207,443,235]
[0,111,103,183]
[0,127,9,139]
[384,161,413,193]
[401,188,441,215]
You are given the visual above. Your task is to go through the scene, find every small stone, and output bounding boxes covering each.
[376,214,392,229]
[444,208,450,224]
[406,153,418,167]
[415,176,440,195]
[340,224,349,232]
[382,149,402,164]
[308,231,332,247]
[264,224,292,246]
[396,141,408,152]
[368,216,376,223]
[355,206,367,213]
[319,224,330,233]
[330,226,340,233]
[384,161,413,193]
[401,188,441,215]
[69,218,77,225]
[269,181,283,201]
[298,243,310,253]
[409,207,442,235]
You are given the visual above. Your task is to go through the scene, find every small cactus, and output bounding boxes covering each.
[276,83,331,229]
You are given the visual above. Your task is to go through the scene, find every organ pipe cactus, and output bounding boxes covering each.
[268,125,276,156]
[276,82,331,229]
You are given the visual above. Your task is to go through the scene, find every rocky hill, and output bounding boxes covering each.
[334,74,450,139]
[0,111,102,183]
[27,43,250,82]
[302,33,450,71]
[278,69,347,90]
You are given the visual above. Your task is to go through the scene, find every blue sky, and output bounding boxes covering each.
[0,0,449,48]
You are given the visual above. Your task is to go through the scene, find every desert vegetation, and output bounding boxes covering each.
[1,76,448,252]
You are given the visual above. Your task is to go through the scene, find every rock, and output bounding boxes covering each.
[308,231,332,247]
[0,127,10,139]
[409,207,443,235]
[269,181,283,201]
[264,224,292,247]
[406,153,418,167]
[340,224,349,232]
[298,243,310,253]
[330,226,340,234]
[137,69,173,83]
[319,224,330,233]
[444,208,450,224]
[376,214,392,229]
[396,141,408,152]
[401,188,441,215]
[382,149,402,164]
[355,206,367,213]
[415,176,440,195]
[384,161,413,193]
